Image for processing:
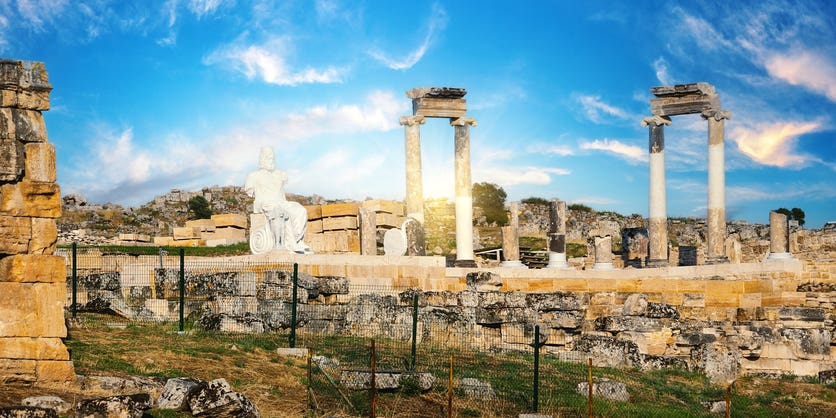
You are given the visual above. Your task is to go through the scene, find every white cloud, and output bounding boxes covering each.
[204,36,346,86]
[474,166,570,189]
[368,3,447,70]
[675,8,734,52]
[526,143,574,156]
[66,91,408,205]
[580,139,646,164]
[571,196,618,206]
[15,0,68,31]
[575,94,630,123]
[653,57,673,85]
[764,50,836,102]
[730,119,826,167]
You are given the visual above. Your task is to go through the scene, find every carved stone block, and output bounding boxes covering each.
[0,182,62,218]
[0,215,31,254]
[24,142,56,182]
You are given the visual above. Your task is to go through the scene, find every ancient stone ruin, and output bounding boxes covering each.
[0,59,75,383]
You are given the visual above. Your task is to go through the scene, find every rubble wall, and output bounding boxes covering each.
[0,59,74,383]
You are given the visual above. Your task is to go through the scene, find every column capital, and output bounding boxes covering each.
[450,117,477,127]
[641,115,671,127]
[399,115,426,126]
[701,109,732,121]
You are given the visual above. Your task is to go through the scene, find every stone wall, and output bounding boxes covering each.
[0,59,74,383]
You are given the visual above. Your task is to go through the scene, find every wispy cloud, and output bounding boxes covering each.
[526,143,575,157]
[14,0,69,32]
[368,3,447,70]
[187,0,225,18]
[730,119,827,168]
[574,94,631,123]
[204,35,346,86]
[763,50,836,102]
[653,57,673,85]
[580,138,646,164]
[474,166,570,189]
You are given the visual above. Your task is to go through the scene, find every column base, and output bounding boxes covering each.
[500,260,528,268]
[454,259,478,268]
[593,262,614,270]
[646,259,668,268]
[766,252,794,261]
[546,252,570,269]
[705,256,729,265]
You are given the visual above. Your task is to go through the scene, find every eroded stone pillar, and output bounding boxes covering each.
[642,115,671,267]
[359,207,377,256]
[592,234,614,270]
[703,109,731,264]
[546,199,569,269]
[0,59,75,383]
[767,211,793,260]
[501,201,525,268]
[451,117,477,267]
[400,116,426,224]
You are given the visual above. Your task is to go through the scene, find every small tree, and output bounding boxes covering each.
[188,196,213,220]
[790,207,806,226]
[472,182,508,226]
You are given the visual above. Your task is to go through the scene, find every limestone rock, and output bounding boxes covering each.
[691,344,740,384]
[188,378,260,418]
[459,377,495,399]
[339,370,434,391]
[466,271,502,292]
[76,393,152,418]
[622,293,648,316]
[818,369,836,385]
[575,379,630,402]
[0,182,61,218]
[20,396,70,415]
[79,375,164,399]
[0,406,57,418]
[157,377,204,411]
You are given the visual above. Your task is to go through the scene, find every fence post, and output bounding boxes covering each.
[290,263,298,348]
[179,248,185,332]
[533,324,540,412]
[588,357,593,418]
[370,339,376,418]
[71,242,77,318]
[410,293,418,371]
[447,354,453,418]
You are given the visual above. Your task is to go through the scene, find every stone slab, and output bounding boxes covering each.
[118,233,151,242]
[172,227,200,240]
[168,239,204,247]
[304,205,322,220]
[29,217,57,255]
[322,216,358,231]
[0,254,65,283]
[320,203,359,218]
[375,213,405,228]
[24,142,55,182]
[205,227,246,240]
[0,337,70,360]
[361,200,404,215]
[0,181,61,218]
[412,97,467,118]
[0,282,67,337]
[0,214,31,254]
[211,213,247,229]
[185,219,215,232]
[153,236,173,246]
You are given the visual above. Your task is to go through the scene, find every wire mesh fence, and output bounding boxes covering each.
[59,245,833,417]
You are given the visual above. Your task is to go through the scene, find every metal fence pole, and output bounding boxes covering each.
[588,357,593,418]
[411,293,418,371]
[533,324,540,412]
[71,242,77,318]
[179,248,185,332]
[290,263,298,348]
[370,339,376,418]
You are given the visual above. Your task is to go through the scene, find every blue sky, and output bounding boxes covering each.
[2,0,835,227]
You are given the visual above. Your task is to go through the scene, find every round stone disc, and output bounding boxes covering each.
[383,228,407,256]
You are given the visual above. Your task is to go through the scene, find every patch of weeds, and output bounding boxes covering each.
[459,407,481,417]
[233,359,246,368]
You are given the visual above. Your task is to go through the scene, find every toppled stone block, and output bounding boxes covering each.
[691,344,740,384]
[575,335,640,368]
[0,406,57,418]
[20,396,69,415]
[157,377,204,411]
[79,375,164,399]
[76,394,152,418]
[622,293,648,316]
[188,378,260,418]
[459,377,495,399]
[466,271,502,292]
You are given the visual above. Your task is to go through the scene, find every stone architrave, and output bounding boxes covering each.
[767,211,793,261]
[592,234,614,270]
[399,116,426,224]
[501,201,525,268]
[702,109,731,264]
[451,116,477,268]
[642,115,671,267]
[546,199,569,269]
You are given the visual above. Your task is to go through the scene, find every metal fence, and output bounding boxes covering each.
[60,244,830,417]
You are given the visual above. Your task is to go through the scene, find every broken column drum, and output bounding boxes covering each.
[401,87,477,267]
[646,83,731,266]
[592,234,614,270]
[767,211,793,260]
[501,201,526,268]
[546,199,569,269]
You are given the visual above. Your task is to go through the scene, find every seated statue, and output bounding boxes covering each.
[245,147,312,254]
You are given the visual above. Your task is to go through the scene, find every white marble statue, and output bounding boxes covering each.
[245,146,312,254]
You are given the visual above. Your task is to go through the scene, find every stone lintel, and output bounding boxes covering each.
[650,82,715,98]
[413,97,466,118]
[651,95,720,117]
[406,87,467,99]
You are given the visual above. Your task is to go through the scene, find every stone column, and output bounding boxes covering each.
[359,207,377,256]
[642,115,671,267]
[592,234,614,270]
[546,199,569,268]
[767,211,793,260]
[703,109,731,264]
[400,116,426,224]
[0,59,75,383]
[451,117,477,267]
[501,201,525,268]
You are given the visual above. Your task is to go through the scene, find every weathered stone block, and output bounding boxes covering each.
[0,182,61,218]
[211,213,247,229]
[0,358,36,383]
[0,254,65,283]
[11,109,47,142]
[77,393,152,418]
[0,337,69,360]
[0,136,24,181]
[29,217,56,255]
[0,215,31,254]
[23,142,55,182]
[320,203,359,217]
[778,307,825,322]
[0,282,67,337]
